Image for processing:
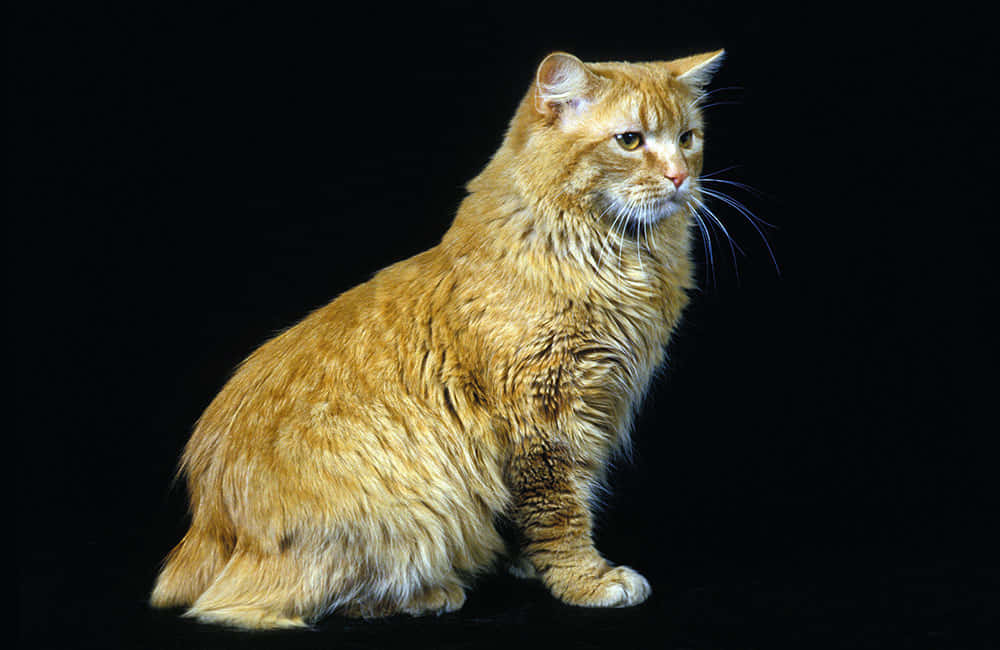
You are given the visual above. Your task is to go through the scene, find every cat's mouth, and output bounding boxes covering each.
[644,194,687,222]
[603,191,688,228]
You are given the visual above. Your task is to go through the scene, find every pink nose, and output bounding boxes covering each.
[666,169,688,189]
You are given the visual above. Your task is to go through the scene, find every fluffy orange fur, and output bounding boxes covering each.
[151,49,725,629]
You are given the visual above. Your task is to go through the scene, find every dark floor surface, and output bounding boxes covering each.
[20,533,999,650]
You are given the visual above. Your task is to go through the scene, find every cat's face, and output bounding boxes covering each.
[525,52,723,230]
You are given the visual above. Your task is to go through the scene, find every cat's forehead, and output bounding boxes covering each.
[592,63,699,132]
[620,91,692,132]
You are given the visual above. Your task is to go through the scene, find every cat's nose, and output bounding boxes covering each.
[665,169,688,189]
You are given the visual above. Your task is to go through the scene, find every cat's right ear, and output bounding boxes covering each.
[534,52,595,119]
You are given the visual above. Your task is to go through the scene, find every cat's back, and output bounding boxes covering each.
[188,245,446,433]
[180,243,509,502]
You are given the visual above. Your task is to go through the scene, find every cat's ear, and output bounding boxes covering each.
[534,52,596,118]
[665,49,725,89]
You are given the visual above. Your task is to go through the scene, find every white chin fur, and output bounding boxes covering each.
[627,194,686,225]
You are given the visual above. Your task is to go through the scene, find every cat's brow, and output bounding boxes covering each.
[638,90,688,134]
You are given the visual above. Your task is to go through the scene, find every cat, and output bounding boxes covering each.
[150,49,725,629]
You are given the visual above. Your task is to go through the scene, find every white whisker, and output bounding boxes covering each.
[644,213,656,259]
[696,85,744,101]
[596,202,621,270]
[691,195,745,257]
[611,204,631,275]
[697,101,743,111]
[690,195,742,284]
[685,199,717,289]
[701,178,773,212]
[700,165,743,179]
[636,202,645,275]
[700,187,780,275]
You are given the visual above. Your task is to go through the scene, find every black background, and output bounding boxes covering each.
[10,2,998,648]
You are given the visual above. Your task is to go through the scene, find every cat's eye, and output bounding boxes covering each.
[679,129,695,148]
[615,132,644,151]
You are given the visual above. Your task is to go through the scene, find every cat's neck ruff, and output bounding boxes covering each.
[447,185,695,313]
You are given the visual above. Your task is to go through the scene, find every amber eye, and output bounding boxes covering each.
[615,132,644,151]
[679,129,695,148]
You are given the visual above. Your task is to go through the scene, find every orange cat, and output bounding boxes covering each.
[151,49,724,629]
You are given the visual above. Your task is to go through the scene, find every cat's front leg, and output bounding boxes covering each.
[508,436,651,608]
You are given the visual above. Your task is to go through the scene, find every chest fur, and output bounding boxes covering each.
[487,292,682,460]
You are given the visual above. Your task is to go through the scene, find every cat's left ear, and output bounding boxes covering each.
[664,49,725,89]
[534,52,597,118]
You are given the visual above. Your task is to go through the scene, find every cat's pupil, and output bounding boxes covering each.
[680,130,694,147]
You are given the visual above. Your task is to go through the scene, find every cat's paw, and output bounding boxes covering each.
[591,565,652,607]
[559,565,651,608]
[400,583,466,617]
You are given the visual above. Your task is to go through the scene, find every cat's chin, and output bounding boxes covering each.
[617,194,688,227]
[650,196,688,221]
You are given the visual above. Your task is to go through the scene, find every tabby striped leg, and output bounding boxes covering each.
[508,437,651,608]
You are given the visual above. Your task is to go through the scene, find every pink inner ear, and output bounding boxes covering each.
[538,60,563,87]
[535,53,591,114]
[538,54,577,88]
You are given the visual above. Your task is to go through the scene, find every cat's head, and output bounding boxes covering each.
[494,50,724,230]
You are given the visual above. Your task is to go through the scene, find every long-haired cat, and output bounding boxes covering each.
[151,49,725,629]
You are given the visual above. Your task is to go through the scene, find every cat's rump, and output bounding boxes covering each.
[152,259,512,627]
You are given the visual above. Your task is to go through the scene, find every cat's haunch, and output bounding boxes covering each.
[152,49,724,630]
